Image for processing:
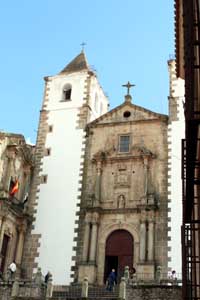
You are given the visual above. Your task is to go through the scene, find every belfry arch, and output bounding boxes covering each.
[104,229,133,282]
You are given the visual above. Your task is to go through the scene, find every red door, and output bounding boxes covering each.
[104,230,133,282]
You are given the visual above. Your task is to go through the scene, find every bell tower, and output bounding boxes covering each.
[22,51,109,284]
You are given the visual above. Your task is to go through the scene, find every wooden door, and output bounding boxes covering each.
[104,230,133,281]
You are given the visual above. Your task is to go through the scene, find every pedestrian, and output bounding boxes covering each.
[8,261,16,280]
[130,267,136,279]
[171,270,177,280]
[45,271,51,284]
[106,269,117,292]
[0,270,4,281]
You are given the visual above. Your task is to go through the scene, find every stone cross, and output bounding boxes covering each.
[122,81,135,95]
[80,42,86,51]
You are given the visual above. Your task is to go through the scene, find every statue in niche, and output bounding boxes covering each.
[117,194,126,208]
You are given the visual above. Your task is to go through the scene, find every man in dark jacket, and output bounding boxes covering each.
[106,269,117,291]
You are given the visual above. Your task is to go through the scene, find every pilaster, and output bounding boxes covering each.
[139,221,146,261]
[89,213,99,262]
[15,223,27,267]
[82,214,91,262]
[148,221,154,261]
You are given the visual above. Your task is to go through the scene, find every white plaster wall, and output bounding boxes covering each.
[168,77,185,276]
[89,76,108,121]
[33,70,108,284]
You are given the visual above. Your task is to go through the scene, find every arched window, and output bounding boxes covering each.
[62,84,72,101]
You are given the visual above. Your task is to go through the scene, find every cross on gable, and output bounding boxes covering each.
[122,81,136,95]
[80,42,86,51]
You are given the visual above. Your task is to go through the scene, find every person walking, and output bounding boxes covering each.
[8,261,16,281]
[106,269,117,292]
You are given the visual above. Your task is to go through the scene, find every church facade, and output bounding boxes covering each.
[74,92,169,284]
[13,51,185,286]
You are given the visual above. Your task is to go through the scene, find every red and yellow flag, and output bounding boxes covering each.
[10,180,19,196]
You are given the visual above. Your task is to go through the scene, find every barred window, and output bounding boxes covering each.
[119,135,130,153]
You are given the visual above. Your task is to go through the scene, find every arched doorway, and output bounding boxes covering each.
[104,229,133,283]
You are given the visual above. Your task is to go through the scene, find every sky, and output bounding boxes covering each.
[0,1,174,143]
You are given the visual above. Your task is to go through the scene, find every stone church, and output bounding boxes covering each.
[75,90,168,285]
[0,51,184,290]
[20,50,170,285]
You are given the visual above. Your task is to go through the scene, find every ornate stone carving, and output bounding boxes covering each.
[92,212,99,224]
[114,170,130,187]
[85,213,92,224]
[118,163,127,171]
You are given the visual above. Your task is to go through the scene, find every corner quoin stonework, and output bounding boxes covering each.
[71,71,102,281]
[22,77,51,278]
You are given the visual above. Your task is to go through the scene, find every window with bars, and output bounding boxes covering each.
[119,135,130,153]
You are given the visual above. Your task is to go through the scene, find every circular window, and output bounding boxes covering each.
[123,111,131,118]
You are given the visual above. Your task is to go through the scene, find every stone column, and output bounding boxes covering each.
[0,217,3,233]
[81,277,88,299]
[119,277,126,300]
[89,213,99,262]
[139,221,146,261]
[0,216,4,267]
[0,216,6,251]
[15,224,26,266]
[95,162,102,202]
[143,158,148,197]
[4,149,15,192]
[82,214,91,262]
[148,221,154,261]
[11,279,19,297]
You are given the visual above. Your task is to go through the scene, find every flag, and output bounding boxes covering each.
[10,180,19,196]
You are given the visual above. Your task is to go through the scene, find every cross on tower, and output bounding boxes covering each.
[80,42,86,51]
[122,81,136,95]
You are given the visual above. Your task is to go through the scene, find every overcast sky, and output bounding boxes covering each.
[0,1,174,143]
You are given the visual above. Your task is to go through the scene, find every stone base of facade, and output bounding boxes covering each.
[0,281,182,300]
[78,263,97,283]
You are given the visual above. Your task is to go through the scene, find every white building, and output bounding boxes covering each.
[28,51,109,284]
[167,59,185,276]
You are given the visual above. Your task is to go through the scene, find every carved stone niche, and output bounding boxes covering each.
[117,194,126,209]
[113,191,128,209]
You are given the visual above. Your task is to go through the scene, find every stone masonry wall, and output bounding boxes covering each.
[127,285,182,300]
[0,283,182,300]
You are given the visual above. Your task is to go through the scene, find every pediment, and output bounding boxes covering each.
[89,102,167,127]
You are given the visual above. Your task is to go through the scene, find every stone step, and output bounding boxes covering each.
[52,286,118,299]
[51,296,118,300]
